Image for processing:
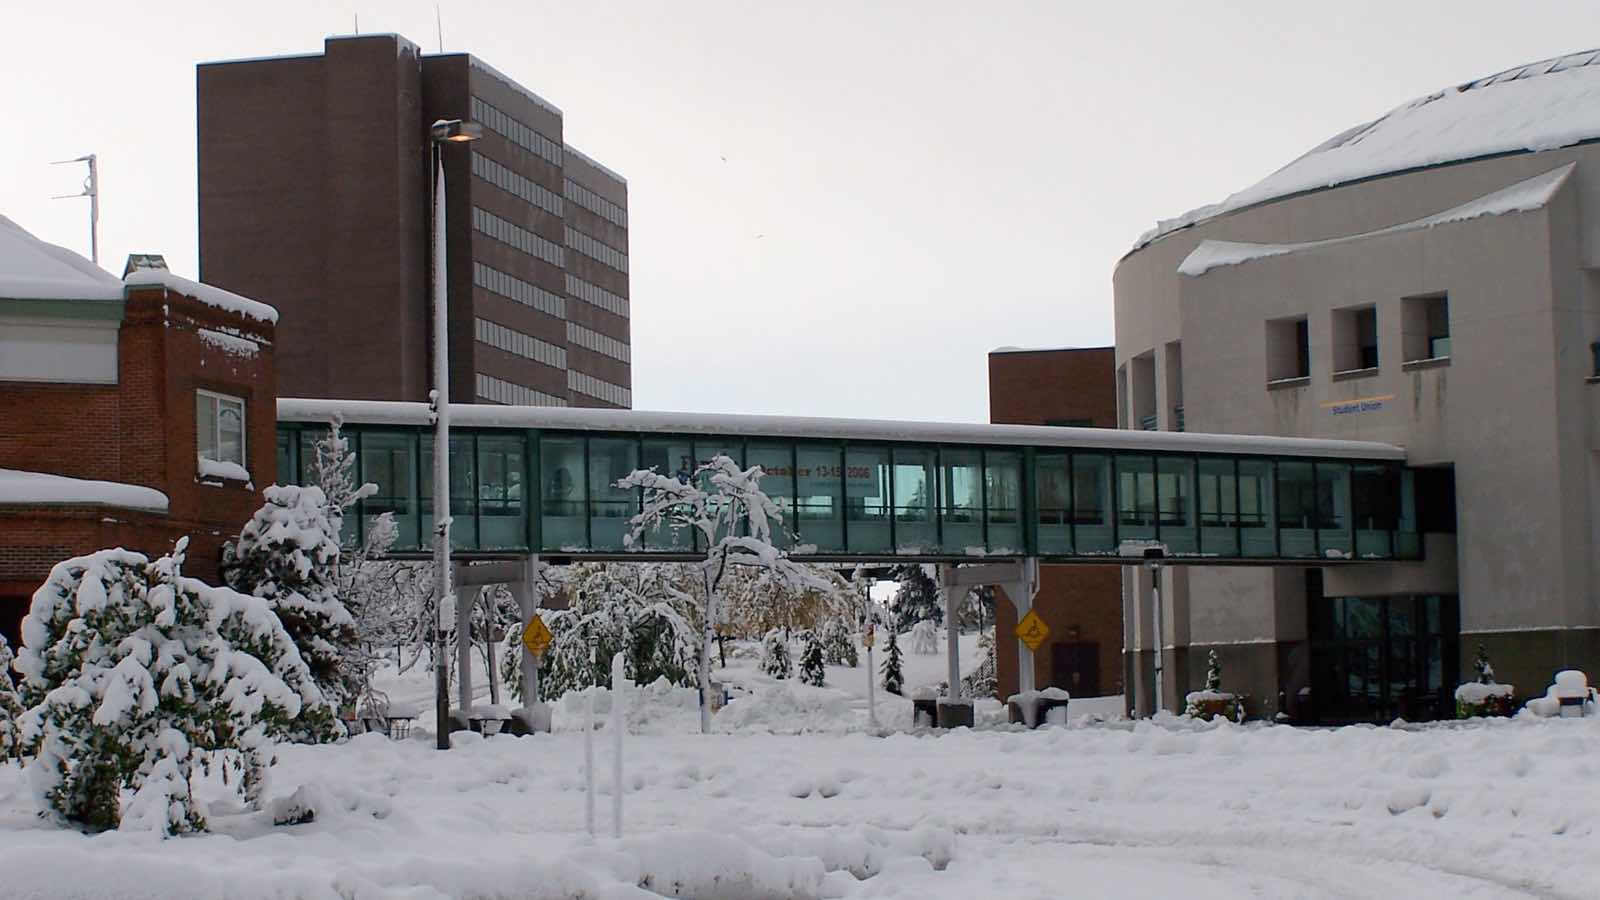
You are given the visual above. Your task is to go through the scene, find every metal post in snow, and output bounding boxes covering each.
[584,645,596,838]
[430,146,453,751]
[611,650,626,839]
[864,581,877,730]
[943,566,961,701]
[1149,560,1165,716]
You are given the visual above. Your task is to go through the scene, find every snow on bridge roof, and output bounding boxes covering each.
[0,215,123,302]
[278,398,1407,461]
[1135,48,1600,252]
[0,468,169,512]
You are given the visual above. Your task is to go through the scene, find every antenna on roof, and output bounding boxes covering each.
[435,3,444,52]
[354,13,359,34]
[51,153,98,265]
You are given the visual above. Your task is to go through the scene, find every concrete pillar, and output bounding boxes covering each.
[509,557,542,708]
[942,565,961,699]
[456,583,477,712]
[1008,558,1040,694]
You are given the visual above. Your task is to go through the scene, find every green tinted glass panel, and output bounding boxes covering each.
[1277,460,1316,558]
[846,446,892,554]
[588,437,637,550]
[1316,462,1353,559]
[539,435,585,551]
[795,444,843,553]
[362,432,419,551]
[941,448,982,551]
[1116,455,1156,542]
[892,446,938,553]
[1072,453,1113,552]
[1239,459,1276,557]
[1197,457,1238,556]
[985,451,1023,552]
[1035,453,1072,555]
[639,438,694,551]
[1157,456,1196,553]
[747,442,796,550]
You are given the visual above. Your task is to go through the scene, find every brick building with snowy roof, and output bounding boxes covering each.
[0,216,278,647]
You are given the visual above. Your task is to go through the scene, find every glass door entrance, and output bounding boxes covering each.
[1308,594,1458,724]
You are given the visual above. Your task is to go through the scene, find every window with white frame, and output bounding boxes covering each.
[196,390,246,473]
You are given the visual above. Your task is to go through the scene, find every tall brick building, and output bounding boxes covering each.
[988,346,1123,702]
[197,34,631,409]
[0,218,277,646]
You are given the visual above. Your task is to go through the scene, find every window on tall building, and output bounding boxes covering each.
[1333,305,1379,373]
[196,390,246,473]
[1267,316,1311,382]
[1403,294,1450,362]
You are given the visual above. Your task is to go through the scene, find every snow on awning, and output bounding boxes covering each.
[1178,163,1573,277]
[0,468,169,512]
[0,215,123,302]
[1136,48,1600,251]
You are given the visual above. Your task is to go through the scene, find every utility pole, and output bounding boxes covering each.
[52,154,98,265]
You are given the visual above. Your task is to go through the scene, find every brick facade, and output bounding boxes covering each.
[0,285,276,645]
[987,347,1123,702]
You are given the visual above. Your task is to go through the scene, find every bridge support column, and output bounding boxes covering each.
[942,565,961,700]
[508,556,544,709]
[457,582,478,714]
[1007,558,1041,695]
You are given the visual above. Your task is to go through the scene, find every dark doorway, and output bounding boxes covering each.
[1051,642,1100,697]
[0,596,25,651]
[1308,594,1458,724]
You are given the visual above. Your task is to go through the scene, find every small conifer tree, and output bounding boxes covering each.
[1205,649,1223,692]
[821,618,859,667]
[881,628,905,695]
[1474,643,1496,684]
[799,630,827,687]
[0,634,19,760]
[761,629,793,680]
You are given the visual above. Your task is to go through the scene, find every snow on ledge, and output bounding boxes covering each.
[1178,163,1573,277]
[0,468,169,512]
[277,398,1409,460]
[124,267,278,323]
[197,458,251,483]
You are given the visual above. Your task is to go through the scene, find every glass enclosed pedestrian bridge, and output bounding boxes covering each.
[277,398,1421,564]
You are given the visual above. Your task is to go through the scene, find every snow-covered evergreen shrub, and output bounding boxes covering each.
[881,628,905,695]
[799,630,826,687]
[14,541,335,834]
[1455,644,1515,718]
[761,630,793,680]
[1183,650,1240,721]
[820,618,858,667]
[910,620,940,656]
[530,566,701,701]
[0,634,20,760]
[224,485,356,714]
[961,629,997,699]
[891,564,943,631]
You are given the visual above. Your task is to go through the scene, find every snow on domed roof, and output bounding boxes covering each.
[1135,49,1600,251]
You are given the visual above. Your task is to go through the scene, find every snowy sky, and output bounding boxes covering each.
[7,2,1600,422]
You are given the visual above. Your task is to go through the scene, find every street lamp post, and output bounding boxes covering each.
[430,117,481,750]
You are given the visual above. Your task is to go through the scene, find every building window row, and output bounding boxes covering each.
[470,96,563,168]
[567,369,631,406]
[1267,293,1450,383]
[475,316,567,369]
[563,177,627,228]
[564,226,628,274]
[473,262,565,318]
[565,321,630,363]
[476,372,568,407]
[472,152,563,217]
[565,274,629,317]
[473,207,564,267]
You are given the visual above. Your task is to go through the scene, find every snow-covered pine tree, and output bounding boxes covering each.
[0,633,19,760]
[891,564,943,631]
[821,618,859,667]
[224,485,357,714]
[532,564,703,700]
[881,627,905,695]
[310,414,377,552]
[910,620,940,655]
[761,629,793,680]
[799,630,826,687]
[1474,643,1496,685]
[14,541,336,834]
[1205,649,1222,692]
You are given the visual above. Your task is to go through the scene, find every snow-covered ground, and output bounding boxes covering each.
[4,637,1598,898]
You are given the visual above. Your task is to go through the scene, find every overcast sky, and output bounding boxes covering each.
[7,2,1600,422]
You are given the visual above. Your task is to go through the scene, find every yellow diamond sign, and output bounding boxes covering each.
[1015,609,1051,652]
[521,614,553,657]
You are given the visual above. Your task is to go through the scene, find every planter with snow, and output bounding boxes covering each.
[1526,670,1597,718]
[1007,687,1070,728]
[1456,644,1514,718]
[1184,650,1241,721]
[1183,689,1241,722]
[911,687,939,728]
[1454,682,1515,718]
[935,698,974,729]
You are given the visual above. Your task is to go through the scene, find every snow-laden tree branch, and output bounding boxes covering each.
[619,455,832,733]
